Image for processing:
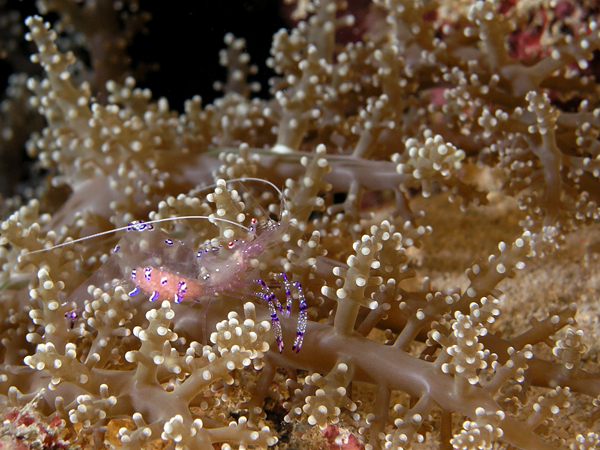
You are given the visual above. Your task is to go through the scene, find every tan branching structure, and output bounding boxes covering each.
[2,0,600,449]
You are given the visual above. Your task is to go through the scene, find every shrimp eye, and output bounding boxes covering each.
[227,240,238,249]
[251,218,257,224]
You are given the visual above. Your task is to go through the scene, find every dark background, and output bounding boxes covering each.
[0,1,290,110]
[0,1,290,196]
[136,1,289,109]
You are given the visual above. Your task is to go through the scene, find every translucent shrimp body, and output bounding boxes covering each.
[121,219,281,301]
[25,177,307,353]
[115,216,306,353]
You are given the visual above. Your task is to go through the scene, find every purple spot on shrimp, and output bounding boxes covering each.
[165,238,174,246]
[65,310,78,329]
[144,266,152,281]
[128,286,140,296]
[131,268,137,281]
[160,277,168,285]
[127,220,145,231]
[149,291,160,302]
[127,220,155,232]
[177,281,187,297]
[175,294,183,303]
[197,250,203,258]
[112,245,120,254]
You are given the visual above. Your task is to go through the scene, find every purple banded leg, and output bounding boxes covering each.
[149,291,160,301]
[129,270,140,296]
[291,281,307,353]
[276,273,306,353]
[278,273,293,318]
[128,286,140,296]
[257,278,285,314]
[255,279,284,353]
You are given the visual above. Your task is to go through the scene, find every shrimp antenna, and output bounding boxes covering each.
[22,216,252,256]
[229,177,288,223]
[184,176,289,223]
[235,177,287,212]
[225,177,288,216]
[20,177,285,256]
[188,177,287,210]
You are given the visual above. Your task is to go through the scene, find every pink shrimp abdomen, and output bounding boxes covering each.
[131,265,204,303]
[122,220,286,303]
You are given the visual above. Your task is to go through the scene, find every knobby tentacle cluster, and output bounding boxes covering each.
[2,0,600,449]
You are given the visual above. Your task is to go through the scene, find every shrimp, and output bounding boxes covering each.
[121,218,307,353]
[22,178,308,353]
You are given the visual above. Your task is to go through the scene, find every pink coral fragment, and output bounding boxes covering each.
[322,425,364,450]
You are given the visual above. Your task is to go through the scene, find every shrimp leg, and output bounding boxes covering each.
[278,274,307,353]
[255,279,285,353]
[291,280,307,353]
[255,275,308,353]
